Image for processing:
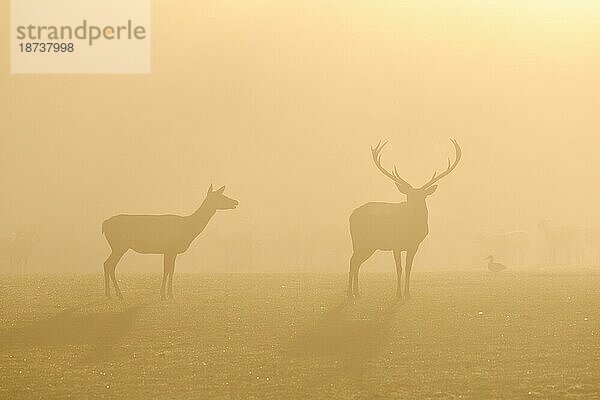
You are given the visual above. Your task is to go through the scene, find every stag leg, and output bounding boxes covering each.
[348,250,373,298]
[347,258,354,298]
[104,249,126,299]
[104,262,110,298]
[352,267,360,298]
[404,247,417,301]
[161,254,176,300]
[393,250,403,300]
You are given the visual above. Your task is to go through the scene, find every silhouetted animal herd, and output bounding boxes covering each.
[3,140,600,300]
[0,231,38,273]
[101,139,464,300]
[480,221,600,267]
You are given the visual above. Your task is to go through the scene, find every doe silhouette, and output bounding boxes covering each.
[348,139,462,300]
[102,185,239,300]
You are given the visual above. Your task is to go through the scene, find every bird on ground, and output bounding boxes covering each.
[486,255,507,272]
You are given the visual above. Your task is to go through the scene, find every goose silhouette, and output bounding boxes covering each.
[486,255,507,272]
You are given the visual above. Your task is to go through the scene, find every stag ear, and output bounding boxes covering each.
[207,184,214,194]
[216,185,226,194]
[424,185,438,196]
[394,182,411,194]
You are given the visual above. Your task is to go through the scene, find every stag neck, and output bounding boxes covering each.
[403,197,430,228]
[405,195,429,211]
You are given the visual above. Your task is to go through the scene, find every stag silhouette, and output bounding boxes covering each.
[348,139,462,300]
[102,185,238,300]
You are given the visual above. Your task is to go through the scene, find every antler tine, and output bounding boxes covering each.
[420,138,462,189]
[371,140,388,155]
[371,140,413,191]
[393,166,401,181]
[426,171,437,183]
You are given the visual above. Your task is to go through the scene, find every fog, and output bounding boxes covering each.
[2,1,600,272]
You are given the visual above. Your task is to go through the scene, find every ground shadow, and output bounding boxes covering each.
[294,297,403,377]
[0,299,155,364]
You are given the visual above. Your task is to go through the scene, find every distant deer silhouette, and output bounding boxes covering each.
[11,231,39,273]
[0,232,38,273]
[577,228,600,266]
[348,139,462,300]
[102,185,239,300]
[0,237,14,269]
[537,220,574,265]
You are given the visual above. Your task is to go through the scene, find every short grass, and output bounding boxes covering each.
[1,269,599,399]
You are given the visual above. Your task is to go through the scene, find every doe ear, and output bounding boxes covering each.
[216,185,226,194]
[207,184,214,194]
[424,185,438,196]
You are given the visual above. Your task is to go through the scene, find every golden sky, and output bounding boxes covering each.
[1,1,600,271]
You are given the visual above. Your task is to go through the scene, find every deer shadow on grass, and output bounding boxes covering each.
[0,299,156,364]
[295,297,403,378]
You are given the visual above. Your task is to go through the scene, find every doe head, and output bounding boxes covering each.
[206,184,239,210]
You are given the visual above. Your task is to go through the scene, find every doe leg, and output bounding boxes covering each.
[167,254,177,299]
[162,254,176,300]
[110,267,123,300]
[347,255,355,297]
[104,262,111,298]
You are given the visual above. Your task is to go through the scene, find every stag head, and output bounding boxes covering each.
[371,139,462,201]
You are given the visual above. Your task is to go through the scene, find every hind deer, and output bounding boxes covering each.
[102,185,239,300]
[348,139,461,300]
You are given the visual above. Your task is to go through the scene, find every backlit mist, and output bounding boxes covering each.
[2,1,600,272]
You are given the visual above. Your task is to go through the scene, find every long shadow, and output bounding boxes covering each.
[295,297,403,377]
[0,299,157,364]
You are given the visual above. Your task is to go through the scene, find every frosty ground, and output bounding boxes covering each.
[1,269,598,399]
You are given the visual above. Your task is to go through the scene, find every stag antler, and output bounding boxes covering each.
[371,140,413,192]
[419,138,462,189]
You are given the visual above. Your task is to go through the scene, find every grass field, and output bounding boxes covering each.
[1,269,599,399]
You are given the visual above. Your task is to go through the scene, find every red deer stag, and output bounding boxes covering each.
[349,139,462,300]
[102,185,239,300]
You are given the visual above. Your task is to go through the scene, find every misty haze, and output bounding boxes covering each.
[1,1,599,399]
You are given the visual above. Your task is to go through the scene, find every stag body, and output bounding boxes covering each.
[349,139,461,300]
[102,185,238,300]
